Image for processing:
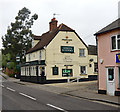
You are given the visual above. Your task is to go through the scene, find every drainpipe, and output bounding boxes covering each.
[43,46,47,79]
[95,35,99,93]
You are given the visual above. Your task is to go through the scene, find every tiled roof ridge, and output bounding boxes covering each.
[27,23,75,54]
[33,31,50,40]
[58,23,74,31]
[58,23,63,30]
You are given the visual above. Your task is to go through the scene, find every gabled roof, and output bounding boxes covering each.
[27,23,87,54]
[32,35,42,40]
[58,23,74,31]
[94,18,120,35]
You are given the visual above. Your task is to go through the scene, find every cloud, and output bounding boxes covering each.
[0,0,119,48]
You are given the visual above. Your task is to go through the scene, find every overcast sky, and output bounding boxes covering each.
[0,0,119,48]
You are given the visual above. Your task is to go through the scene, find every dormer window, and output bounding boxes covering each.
[111,35,120,51]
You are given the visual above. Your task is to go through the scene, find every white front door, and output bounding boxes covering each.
[106,67,115,96]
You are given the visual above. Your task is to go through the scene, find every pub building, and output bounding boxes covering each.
[20,18,98,83]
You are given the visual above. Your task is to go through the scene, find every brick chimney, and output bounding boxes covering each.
[49,18,58,31]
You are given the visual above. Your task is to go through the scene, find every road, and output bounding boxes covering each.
[0,75,119,111]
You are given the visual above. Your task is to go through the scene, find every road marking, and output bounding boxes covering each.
[47,104,68,112]
[19,92,36,101]
[6,87,15,92]
[0,85,4,87]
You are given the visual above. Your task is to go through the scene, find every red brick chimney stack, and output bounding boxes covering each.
[49,18,58,31]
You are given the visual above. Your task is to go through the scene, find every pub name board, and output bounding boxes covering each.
[61,46,74,53]
[116,53,120,63]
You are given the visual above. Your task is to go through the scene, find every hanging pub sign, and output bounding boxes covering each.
[61,46,74,53]
[62,69,73,77]
[116,53,120,63]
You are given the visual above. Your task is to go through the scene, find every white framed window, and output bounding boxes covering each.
[117,35,120,49]
[27,67,28,76]
[79,49,85,57]
[111,35,120,50]
[80,66,86,74]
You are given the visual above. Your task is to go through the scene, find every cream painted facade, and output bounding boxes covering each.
[22,31,97,82]
[26,50,45,62]
[32,39,39,47]
[21,18,97,83]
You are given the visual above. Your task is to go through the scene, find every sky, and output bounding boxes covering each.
[0,0,119,49]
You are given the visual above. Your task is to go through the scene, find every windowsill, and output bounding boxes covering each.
[111,49,120,52]
[94,72,98,74]
[79,56,86,57]
[80,74,87,75]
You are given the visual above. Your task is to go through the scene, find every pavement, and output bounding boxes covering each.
[1,73,120,106]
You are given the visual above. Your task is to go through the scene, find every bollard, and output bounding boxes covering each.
[77,77,79,82]
[67,78,70,83]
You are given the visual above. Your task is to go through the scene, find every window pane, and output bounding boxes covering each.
[62,69,73,77]
[80,66,86,74]
[117,35,120,49]
[111,36,116,50]
[108,68,114,81]
[79,49,85,56]
[94,63,98,73]
[53,67,58,75]
[118,40,120,49]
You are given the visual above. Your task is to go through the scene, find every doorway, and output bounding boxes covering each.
[106,67,115,96]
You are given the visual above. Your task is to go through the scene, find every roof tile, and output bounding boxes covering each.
[94,18,120,35]
[27,24,74,54]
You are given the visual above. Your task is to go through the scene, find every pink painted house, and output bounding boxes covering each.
[94,18,120,96]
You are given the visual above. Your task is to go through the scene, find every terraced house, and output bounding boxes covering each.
[20,18,98,83]
[95,18,120,96]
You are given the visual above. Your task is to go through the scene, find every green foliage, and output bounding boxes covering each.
[7,62,16,70]
[2,7,38,63]
[2,53,11,68]
[8,74,14,77]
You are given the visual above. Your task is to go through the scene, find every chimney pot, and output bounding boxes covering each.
[49,18,58,31]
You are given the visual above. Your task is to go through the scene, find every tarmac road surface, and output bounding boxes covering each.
[1,77,119,111]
